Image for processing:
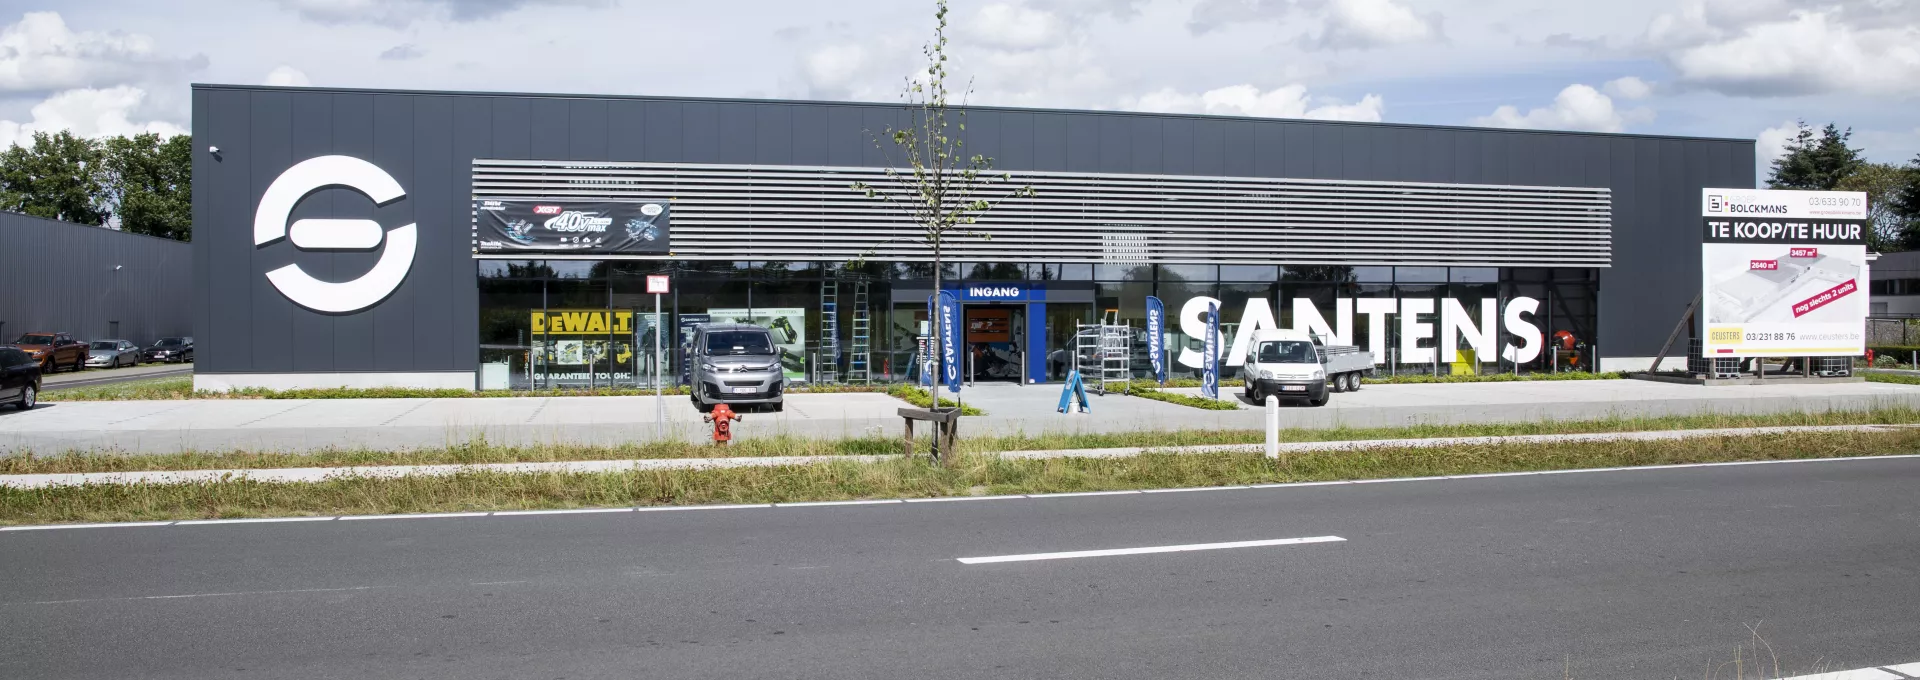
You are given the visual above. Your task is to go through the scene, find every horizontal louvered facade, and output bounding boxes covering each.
[192,83,1755,388]
[470,161,1612,266]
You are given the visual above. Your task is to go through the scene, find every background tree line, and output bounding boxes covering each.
[1767,121,1920,252]
[0,130,193,241]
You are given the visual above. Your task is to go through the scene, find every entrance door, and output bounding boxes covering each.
[1043,302,1093,382]
[964,304,1024,382]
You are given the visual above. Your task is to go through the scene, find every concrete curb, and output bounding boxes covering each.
[1,424,1911,489]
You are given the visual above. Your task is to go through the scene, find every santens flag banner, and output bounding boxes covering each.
[474,200,670,253]
[1699,188,1868,357]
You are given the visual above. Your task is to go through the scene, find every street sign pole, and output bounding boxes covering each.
[647,275,671,438]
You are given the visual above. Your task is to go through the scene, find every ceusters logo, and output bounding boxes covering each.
[252,156,417,314]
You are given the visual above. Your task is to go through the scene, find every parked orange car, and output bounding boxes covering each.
[11,332,87,373]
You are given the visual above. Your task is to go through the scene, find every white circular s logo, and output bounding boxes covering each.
[253,156,418,313]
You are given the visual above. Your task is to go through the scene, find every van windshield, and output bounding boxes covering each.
[706,330,775,356]
[1255,340,1317,364]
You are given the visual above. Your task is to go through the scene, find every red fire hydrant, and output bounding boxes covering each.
[704,403,741,445]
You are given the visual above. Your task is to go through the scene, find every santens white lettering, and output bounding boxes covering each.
[1177,296,1543,368]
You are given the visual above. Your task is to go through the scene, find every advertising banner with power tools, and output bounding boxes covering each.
[473,199,670,254]
[529,309,658,383]
[705,308,808,383]
[1700,188,1869,357]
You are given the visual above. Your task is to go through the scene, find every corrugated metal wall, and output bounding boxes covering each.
[0,211,192,346]
[192,85,1754,371]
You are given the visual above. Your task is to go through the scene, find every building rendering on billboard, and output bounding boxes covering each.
[191,84,1758,390]
[1700,188,1869,358]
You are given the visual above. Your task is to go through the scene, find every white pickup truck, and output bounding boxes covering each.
[1241,329,1376,406]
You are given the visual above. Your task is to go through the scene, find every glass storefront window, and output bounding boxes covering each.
[1038,263,1092,280]
[1394,267,1447,283]
[1160,264,1215,282]
[1221,265,1279,281]
[967,262,1027,280]
[1094,264,1153,281]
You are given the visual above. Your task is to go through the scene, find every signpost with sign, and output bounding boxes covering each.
[647,274,669,433]
[1699,188,1869,359]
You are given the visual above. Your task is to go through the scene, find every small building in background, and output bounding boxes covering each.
[0,211,192,347]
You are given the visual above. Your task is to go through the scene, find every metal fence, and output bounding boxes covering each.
[1867,318,1920,346]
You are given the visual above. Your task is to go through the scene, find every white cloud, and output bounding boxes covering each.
[276,0,614,25]
[1315,0,1441,49]
[265,66,311,87]
[1602,76,1653,100]
[1125,84,1385,122]
[378,44,424,61]
[1473,83,1653,133]
[1187,0,1442,49]
[1754,119,1799,171]
[965,3,1065,51]
[0,86,186,147]
[1644,1,1920,96]
[0,11,200,93]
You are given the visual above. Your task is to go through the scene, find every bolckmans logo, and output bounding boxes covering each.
[1708,195,1724,213]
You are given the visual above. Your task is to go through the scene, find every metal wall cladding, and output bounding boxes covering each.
[192,85,1755,372]
[0,211,192,346]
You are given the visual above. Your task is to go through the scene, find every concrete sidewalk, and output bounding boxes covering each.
[5,379,1920,455]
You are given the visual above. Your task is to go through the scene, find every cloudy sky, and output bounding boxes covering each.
[6,0,1917,183]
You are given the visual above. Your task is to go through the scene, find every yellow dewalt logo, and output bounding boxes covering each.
[531,309,634,335]
[1708,327,1743,344]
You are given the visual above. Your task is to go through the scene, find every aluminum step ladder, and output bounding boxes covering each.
[846,282,872,384]
[819,280,840,384]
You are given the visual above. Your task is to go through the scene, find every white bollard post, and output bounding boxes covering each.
[1265,395,1280,459]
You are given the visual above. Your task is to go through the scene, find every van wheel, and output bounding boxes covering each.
[1308,393,1329,407]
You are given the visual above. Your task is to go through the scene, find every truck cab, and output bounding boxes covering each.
[1241,329,1329,406]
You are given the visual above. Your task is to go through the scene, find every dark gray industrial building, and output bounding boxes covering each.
[190,83,1755,390]
[0,210,192,349]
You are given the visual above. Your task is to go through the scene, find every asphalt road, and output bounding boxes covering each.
[3,459,1917,679]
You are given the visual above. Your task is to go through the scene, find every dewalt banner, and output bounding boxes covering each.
[532,309,635,335]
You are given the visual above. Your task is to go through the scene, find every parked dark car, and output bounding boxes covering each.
[12,332,86,373]
[0,346,42,410]
[144,336,194,363]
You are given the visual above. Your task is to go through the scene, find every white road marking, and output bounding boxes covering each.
[337,512,490,521]
[633,503,770,512]
[903,494,1028,502]
[1882,662,1920,675]
[773,499,905,507]
[12,585,389,606]
[1778,668,1902,680]
[1030,490,1138,498]
[956,536,1346,565]
[1141,485,1251,493]
[490,508,634,516]
[470,581,529,586]
[174,516,336,525]
[0,521,174,531]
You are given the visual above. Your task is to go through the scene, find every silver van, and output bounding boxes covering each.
[689,323,786,412]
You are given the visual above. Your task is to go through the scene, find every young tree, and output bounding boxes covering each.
[849,0,1034,414]
[1767,121,1864,191]
[1834,161,1915,251]
[0,130,109,225]
[1889,154,1920,250]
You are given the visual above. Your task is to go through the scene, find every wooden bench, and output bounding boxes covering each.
[898,407,961,459]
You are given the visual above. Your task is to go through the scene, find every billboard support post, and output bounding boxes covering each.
[647,275,670,436]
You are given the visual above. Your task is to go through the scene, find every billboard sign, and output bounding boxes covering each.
[474,200,670,254]
[1700,188,1869,357]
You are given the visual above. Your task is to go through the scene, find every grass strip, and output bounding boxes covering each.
[6,406,1918,475]
[43,377,894,402]
[1126,380,1241,410]
[886,384,985,415]
[1864,372,1920,385]
[6,428,1915,525]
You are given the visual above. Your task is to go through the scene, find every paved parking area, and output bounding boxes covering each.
[5,379,1920,455]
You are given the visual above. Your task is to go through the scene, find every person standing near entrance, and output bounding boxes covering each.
[1048,347,1068,380]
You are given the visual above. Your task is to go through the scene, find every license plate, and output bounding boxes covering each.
[730,387,758,394]
[1280,385,1307,392]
